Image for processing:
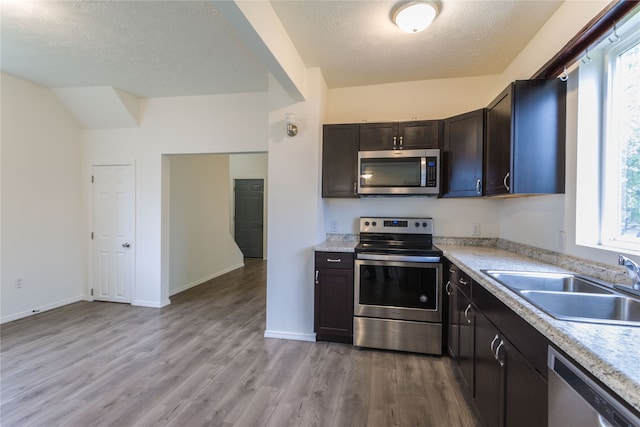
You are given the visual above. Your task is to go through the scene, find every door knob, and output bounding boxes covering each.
[122,242,131,248]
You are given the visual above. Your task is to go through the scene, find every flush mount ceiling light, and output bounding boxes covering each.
[392,1,439,33]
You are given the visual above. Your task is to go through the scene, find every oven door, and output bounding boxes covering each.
[354,258,442,323]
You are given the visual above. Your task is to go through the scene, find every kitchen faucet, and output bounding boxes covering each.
[618,255,640,290]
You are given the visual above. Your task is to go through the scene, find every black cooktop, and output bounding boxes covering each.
[356,241,442,257]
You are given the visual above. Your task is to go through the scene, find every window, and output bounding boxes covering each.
[603,34,640,249]
[576,9,640,254]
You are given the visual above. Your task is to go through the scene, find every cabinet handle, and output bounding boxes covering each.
[393,136,397,149]
[445,281,452,296]
[449,268,456,274]
[463,304,472,324]
[399,136,403,148]
[315,270,319,285]
[490,334,499,356]
[503,172,510,191]
[476,179,482,194]
[353,182,357,196]
[495,340,505,367]
[459,278,467,286]
[326,258,342,263]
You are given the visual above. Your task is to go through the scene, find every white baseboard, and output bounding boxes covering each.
[132,299,171,308]
[264,330,317,342]
[1,296,84,324]
[169,262,245,296]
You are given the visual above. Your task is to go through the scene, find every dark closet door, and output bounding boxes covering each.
[234,179,264,258]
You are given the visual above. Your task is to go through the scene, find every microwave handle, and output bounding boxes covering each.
[420,157,427,187]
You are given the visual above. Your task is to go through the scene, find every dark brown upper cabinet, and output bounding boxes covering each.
[443,109,485,197]
[322,124,360,198]
[360,120,442,151]
[484,79,566,196]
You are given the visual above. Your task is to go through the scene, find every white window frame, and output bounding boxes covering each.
[575,10,640,256]
[602,28,640,251]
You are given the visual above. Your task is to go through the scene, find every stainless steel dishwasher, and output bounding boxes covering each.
[548,346,640,427]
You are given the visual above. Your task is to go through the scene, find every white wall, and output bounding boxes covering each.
[168,154,244,296]
[1,73,85,323]
[328,74,505,123]
[264,69,328,341]
[229,152,268,258]
[84,91,269,308]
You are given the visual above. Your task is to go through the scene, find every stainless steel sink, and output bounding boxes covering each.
[521,291,640,326]
[484,270,613,294]
[482,270,640,326]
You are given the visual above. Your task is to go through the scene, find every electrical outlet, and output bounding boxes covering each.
[330,220,338,233]
[472,223,481,237]
[559,231,566,251]
[15,278,23,289]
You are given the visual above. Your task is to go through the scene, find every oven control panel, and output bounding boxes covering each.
[360,217,434,234]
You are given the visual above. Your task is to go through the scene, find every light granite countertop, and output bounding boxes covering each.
[438,244,640,412]
[313,235,358,253]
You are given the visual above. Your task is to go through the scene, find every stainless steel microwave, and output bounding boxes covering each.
[357,149,441,195]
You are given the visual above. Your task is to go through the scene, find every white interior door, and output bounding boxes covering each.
[92,165,134,303]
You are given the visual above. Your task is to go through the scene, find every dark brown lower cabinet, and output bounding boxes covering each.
[314,252,354,343]
[503,336,548,427]
[446,263,474,393]
[446,260,548,427]
[474,311,503,427]
[474,309,548,427]
[446,272,459,359]
[458,294,474,391]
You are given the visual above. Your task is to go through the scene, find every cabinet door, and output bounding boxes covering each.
[443,110,485,197]
[458,295,474,392]
[446,272,459,360]
[322,124,359,198]
[503,337,548,427]
[398,120,441,149]
[485,85,513,196]
[360,122,397,150]
[314,252,354,343]
[474,311,503,427]
[511,79,566,194]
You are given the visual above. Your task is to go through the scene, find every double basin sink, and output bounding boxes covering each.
[482,270,640,327]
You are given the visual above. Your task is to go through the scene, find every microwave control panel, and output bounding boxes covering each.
[425,156,438,187]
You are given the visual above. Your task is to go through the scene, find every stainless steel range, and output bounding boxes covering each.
[354,217,443,355]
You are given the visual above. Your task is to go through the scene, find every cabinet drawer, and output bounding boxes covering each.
[315,252,354,269]
[449,264,472,298]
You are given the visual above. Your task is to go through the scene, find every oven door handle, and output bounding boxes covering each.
[356,253,441,263]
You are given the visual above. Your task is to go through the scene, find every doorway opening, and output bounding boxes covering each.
[161,152,268,298]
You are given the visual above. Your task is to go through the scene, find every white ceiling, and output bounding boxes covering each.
[1,0,563,99]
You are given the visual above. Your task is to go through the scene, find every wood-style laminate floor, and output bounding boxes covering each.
[1,259,479,427]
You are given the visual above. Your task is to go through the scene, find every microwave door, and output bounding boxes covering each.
[359,157,423,194]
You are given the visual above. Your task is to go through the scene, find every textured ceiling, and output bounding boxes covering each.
[270,0,564,88]
[1,0,563,98]
[0,1,269,98]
